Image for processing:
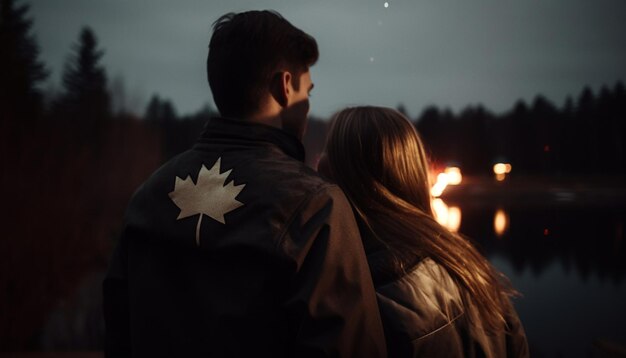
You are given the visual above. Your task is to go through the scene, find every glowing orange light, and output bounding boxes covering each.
[430,172,449,197]
[444,167,462,185]
[432,198,462,232]
[493,163,506,175]
[494,209,509,237]
[493,163,512,181]
[432,198,448,223]
[447,206,462,232]
[544,228,549,236]
[430,166,463,197]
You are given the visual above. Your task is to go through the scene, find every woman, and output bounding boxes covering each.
[320,107,529,357]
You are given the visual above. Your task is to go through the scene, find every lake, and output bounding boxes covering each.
[437,191,626,357]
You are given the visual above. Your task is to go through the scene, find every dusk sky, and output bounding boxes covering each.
[31,0,626,118]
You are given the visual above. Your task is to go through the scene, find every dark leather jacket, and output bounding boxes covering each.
[103,117,387,357]
[366,238,529,357]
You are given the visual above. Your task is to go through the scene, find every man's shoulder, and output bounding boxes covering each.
[217,145,332,202]
[125,147,344,243]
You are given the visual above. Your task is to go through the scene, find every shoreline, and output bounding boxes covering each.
[440,175,626,208]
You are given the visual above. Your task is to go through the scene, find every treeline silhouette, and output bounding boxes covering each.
[1,0,160,350]
[1,0,625,351]
[414,83,626,176]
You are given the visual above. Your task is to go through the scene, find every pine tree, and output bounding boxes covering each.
[563,96,574,116]
[145,94,163,122]
[59,26,111,127]
[577,86,595,115]
[145,94,177,124]
[144,94,180,159]
[0,0,48,121]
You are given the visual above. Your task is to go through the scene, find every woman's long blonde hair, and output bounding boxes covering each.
[324,106,516,333]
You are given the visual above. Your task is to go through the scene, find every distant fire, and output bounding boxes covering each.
[493,163,512,181]
[431,173,449,197]
[430,166,462,197]
[430,166,462,232]
[444,167,462,185]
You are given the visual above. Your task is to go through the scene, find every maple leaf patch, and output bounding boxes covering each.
[168,157,246,246]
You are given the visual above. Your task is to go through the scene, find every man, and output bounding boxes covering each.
[103,10,387,357]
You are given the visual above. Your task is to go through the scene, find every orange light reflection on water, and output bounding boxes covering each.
[494,209,509,237]
[433,200,512,238]
[432,198,462,232]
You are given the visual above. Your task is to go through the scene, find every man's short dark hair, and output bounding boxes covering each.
[207,10,319,118]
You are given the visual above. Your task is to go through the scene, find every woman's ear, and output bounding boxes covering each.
[269,71,291,108]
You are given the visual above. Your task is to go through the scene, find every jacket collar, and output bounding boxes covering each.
[197,117,305,162]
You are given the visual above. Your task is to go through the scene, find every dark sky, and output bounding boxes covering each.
[31,0,626,118]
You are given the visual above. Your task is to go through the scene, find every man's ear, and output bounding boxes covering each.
[269,71,291,108]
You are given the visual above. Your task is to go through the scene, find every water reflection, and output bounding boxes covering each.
[434,200,510,239]
[434,200,626,356]
[472,205,626,283]
[494,208,509,237]
[435,199,510,238]
[432,199,626,282]
[491,254,626,358]
[432,198,461,232]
